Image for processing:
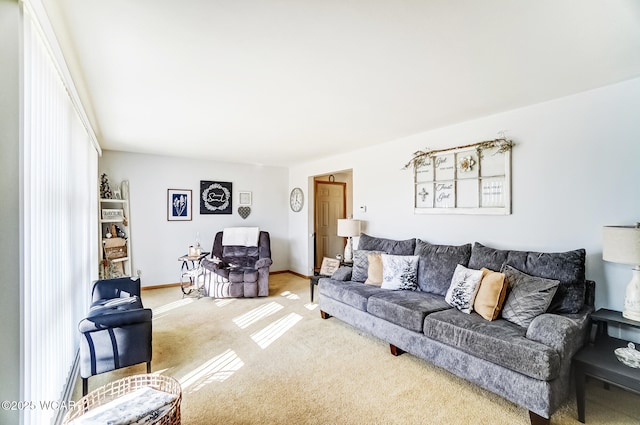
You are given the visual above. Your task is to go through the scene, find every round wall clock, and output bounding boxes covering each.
[290,187,304,212]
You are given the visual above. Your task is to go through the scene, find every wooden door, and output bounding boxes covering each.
[315,181,346,270]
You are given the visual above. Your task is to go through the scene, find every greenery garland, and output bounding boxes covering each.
[403,138,513,170]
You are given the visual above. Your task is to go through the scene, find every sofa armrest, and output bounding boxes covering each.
[331,266,352,281]
[526,312,589,360]
[255,258,273,269]
[91,277,141,302]
[79,308,152,333]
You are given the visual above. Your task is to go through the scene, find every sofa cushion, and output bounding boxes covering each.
[358,233,416,255]
[365,252,383,286]
[423,309,561,380]
[243,269,258,283]
[318,279,385,311]
[444,264,484,314]
[501,265,559,328]
[468,242,586,313]
[473,268,508,321]
[229,270,246,283]
[367,291,450,332]
[414,239,472,295]
[381,254,420,290]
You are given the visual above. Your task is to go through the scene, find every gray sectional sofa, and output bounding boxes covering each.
[318,234,594,425]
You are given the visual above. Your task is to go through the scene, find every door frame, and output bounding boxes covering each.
[313,180,346,271]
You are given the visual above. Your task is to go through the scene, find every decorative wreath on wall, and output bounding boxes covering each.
[403,137,513,171]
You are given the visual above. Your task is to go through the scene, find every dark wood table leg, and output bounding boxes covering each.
[310,280,314,302]
[575,364,586,423]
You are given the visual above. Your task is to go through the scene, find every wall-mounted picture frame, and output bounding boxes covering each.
[200,181,232,214]
[238,191,252,206]
[168,189,192,221]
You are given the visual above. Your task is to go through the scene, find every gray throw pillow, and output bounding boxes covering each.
[501,265,559,328]
[414,239,472,295]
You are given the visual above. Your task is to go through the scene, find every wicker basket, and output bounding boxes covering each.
[63,374,182,425]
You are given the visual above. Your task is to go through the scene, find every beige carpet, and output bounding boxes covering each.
[73,273,640,424]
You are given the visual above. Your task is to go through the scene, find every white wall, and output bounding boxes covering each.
[100,151,289,287]
[0,1,21,422]
[289,77,640,315]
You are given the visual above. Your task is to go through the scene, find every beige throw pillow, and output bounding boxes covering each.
[365,252,383,286]
[473,268,508,321]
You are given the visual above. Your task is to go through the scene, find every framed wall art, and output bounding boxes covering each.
[167,189,192,221]
[200,181,232,214]
[238,191,252,206]
[407,138,513,215]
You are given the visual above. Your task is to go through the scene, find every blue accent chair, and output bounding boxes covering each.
[78,277,152,395]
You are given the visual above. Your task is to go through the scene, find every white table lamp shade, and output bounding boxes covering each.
[337,219,361,237]
[603,226,640,265]
[603,225,640,322]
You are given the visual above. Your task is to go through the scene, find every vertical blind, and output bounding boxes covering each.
[22,2,99,424]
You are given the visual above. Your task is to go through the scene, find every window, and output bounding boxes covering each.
[21,2,100,423]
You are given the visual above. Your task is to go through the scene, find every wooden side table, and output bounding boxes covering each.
[573,309,640,423]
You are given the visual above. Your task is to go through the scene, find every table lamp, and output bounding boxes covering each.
[603,224,640,322]
[337,219,361,263]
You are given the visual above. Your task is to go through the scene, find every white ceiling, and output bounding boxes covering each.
[43,0,640,166]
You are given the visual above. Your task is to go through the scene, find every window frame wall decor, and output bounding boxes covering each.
[406,138,513,215]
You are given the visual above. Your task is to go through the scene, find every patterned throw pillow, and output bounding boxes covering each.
[501,265,560,328]
[381,254,420,290]
[445,264,484,313]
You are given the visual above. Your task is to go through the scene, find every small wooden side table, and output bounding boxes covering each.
[573,308,640,423]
